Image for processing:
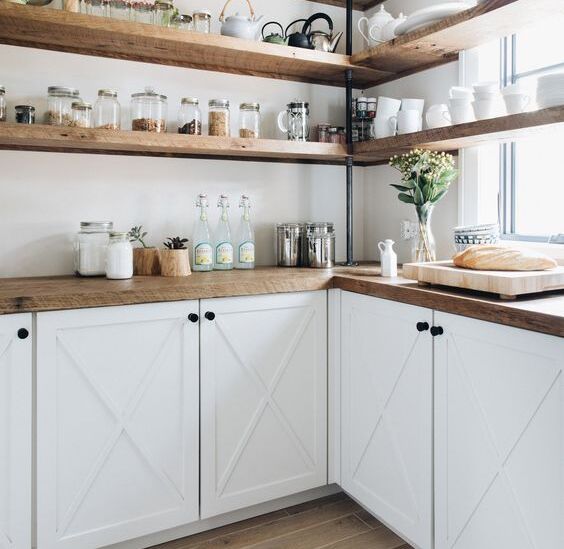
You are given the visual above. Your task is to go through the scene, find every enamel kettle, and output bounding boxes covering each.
[219,0,264,41]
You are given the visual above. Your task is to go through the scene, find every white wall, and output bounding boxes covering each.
[0,0,366,277]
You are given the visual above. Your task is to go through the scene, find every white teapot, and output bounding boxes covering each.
[381,12,407,42]
[358,5,393,47]
[220,0,264,41]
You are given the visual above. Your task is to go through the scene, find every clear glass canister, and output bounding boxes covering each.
[131,1,153,23]
[15,105,35,124]
[317,123,330,143]
[83,0,107,16]
[71,102,92,128]
[108,0,130,20]
[239,103,260,139]
[46,86,80,126]
[94,89,121,130]
[171,13,193,30]
[0,86,5,123]
[178,97,201,134]
[131,87,167,132]
[193,9,211,33]
[106,232,133,280]
[208,99,230,137]
[75,221,113,277]
[153,0,174,26]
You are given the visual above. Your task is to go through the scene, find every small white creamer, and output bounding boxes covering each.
[378,239,398,277]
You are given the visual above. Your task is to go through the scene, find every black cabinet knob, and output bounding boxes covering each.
[416,322,430,332]
[205,312,216,321]
[17,328,29,340]
[188,313,199,323]
[431,326,444,337]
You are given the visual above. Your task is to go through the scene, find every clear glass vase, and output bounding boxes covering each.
[413,204,436,262]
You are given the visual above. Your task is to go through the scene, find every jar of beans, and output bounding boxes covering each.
[94,89,121,130]
[239,102,260,139]
[46,86,81,126]
[178,97,202,135]
[131,87,167,132]
[208,99,230,137]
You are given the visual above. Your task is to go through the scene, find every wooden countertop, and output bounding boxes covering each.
[0,266,562,338]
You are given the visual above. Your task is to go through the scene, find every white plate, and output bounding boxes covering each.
[395,2,476,36]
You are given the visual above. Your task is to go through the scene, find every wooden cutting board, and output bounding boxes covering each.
[403,261,564,299]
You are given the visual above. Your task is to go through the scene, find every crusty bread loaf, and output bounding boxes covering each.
[453,245,557,271]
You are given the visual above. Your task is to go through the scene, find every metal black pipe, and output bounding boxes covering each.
[346,0,353,56]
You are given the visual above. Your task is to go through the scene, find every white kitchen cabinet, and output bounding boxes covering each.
[434,312,564,549]
[36,302,200,549]
[200,291,327,519]
[0,314,32,549]
[340,292,433,549]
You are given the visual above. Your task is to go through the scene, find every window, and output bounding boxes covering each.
[499,29,564,243]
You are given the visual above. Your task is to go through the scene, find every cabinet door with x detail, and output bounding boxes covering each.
[200,291,327,519]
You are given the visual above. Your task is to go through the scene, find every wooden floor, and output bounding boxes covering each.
[152,493,412,549]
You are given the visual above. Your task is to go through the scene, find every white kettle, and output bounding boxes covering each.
[220,0,264,41]
[378,239,398,277]
[357,5,393,47]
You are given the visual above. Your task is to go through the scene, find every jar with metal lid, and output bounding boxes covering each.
[317,123,330,143]
[356,96,368,119]
[83,0,107,16]
[71,102,92,128]
[109,0,130,19]
[276,223,304,267]
[15,105,35,124]
[106,232,133,280]
[367,97,377,118]
[193,9,211,33]
[131,1,153,23]
[46,86,81,126]
[153,0,174,26]
[131,86,167,132]
[239,103,260,139]
[75,221,114,277]
[178,97,201,135]
[304,222,335,268]
[94,89,121,130]
[208,99,230,137]
[0,86,5,123]
[171,13,193,30]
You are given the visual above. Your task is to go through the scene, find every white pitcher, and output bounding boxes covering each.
[378,239,398,277]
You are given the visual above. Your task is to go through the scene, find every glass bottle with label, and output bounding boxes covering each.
[192,193,213,272]
[236,195,255,270]
[214,194,233,271]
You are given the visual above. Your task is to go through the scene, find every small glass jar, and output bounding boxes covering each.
[153,0,174,26]
[108,0,130,20]
[94,89,121,130]
[0,87,6,123]
[75,221,113,277]
[239,102,260,139]
[367,97,377,119]
[131,1,153,23]
[46,86,81,126]
[15,105,35,124]
[131,86,167,132]
[71,101,92,128]
[337,126,346,145]
[208,99,230,137]
[170,13,193,30]
[356,96,368,119]
[83,0,107,16]
[106,232,133,280]
[178,97,201,134]
[317,123,330,143]
[193,9,211,33]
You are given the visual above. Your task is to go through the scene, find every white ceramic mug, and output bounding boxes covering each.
[504,93,530,115]
[472,99,500,120]
[390,109,421,135]
[425,104,451,129]
[448,98,475,124]
[450,86,474,100]
[376,96,401,119]
[373,116,396,138]
[401,98,425,115]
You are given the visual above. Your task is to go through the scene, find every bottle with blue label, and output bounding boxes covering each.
[214,194,234,271]
[236,194,255,270]
[192,193,213,271]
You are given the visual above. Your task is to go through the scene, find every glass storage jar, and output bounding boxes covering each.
[75,221,113,277]
[15,105,35,124]
[178,97,201,134]
[46,86,81,126]
[71,101,92,128]
[239,103,260,139]
[193,9,211,33]
[153,0,174,26]
[94,89,121,130]
[108,0,130,20]
[83,0,107,16]
[317,123,330,143]
[170,13,193,30]
[0,86,5,122]
[208,99,230,137]
[131,1,153,23]
[131,87,167,132]
[106,232,133,280]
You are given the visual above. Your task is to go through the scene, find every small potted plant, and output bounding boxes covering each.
[160,236,191,277]
[129,226,161,276]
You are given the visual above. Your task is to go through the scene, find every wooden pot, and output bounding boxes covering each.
[133,248,161,276]
[160,249,191,277]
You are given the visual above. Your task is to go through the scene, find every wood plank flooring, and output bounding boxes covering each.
[152,493,412,549]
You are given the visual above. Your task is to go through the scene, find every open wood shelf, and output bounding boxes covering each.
[354,106,564,165]
[0,124,349,164]
[352,0,564,87]
[0,3,386,89]
[306,0,384,10]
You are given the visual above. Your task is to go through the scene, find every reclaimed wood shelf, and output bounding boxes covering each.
[306,0,384,10]
[354,106,564,165]
[0,3,386,89]
[351,0,564,86]
[0,124,349,164]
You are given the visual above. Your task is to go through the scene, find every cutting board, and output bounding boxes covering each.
[403,261,564,299]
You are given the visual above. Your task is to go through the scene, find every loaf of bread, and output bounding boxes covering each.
[453,245,557,271]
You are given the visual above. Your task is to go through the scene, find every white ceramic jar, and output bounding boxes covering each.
[106,232,133,279]
[378,239,398,277]
[75,221,113,277]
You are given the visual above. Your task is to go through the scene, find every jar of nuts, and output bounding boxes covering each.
[178,97,202,135]
[130,86,167,132]
[94,89,121,130]
[71,102,93,128]
[239,103,260,139]
[208,99,230,137]
[46,86,81,126]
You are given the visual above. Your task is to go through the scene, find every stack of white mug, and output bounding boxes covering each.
[373,97,425,138]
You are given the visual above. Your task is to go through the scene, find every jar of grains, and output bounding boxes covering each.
[239,102,260,138]
[153,0,174,26]
[106,232,133,280]
[208,99,230,137]
[0,86,5,122]
[94,89,121,130]
[46,86,81,126]
[131,87,167,132]
[178,97,202,135]
[131,1,153,23]
[193,9,211,32]
[75,221,113,277]
[71,102,92,128]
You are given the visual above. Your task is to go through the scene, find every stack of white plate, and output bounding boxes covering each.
[537,73,564,109]
[395,2,476,36]
[454,223,500,252]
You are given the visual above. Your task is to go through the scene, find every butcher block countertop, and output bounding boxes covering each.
[0,266,563,337]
